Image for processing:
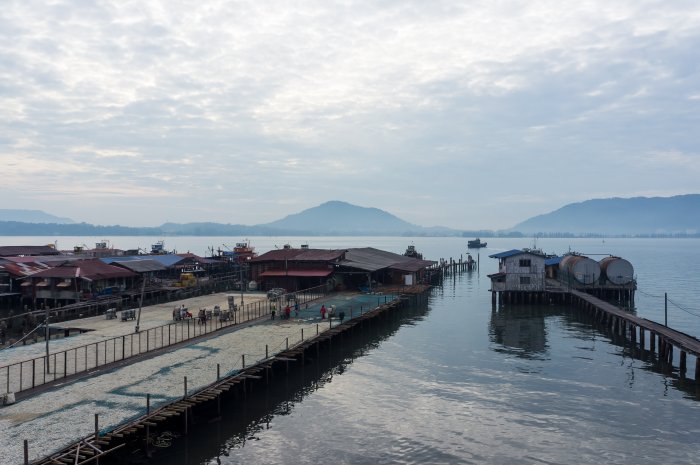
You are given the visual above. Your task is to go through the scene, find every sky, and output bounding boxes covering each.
[1,0,699,230]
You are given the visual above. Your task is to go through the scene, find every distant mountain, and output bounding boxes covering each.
[259,200,429,235]
[0,201,460,236]
[513,194,700,235]
[0,209,74,224]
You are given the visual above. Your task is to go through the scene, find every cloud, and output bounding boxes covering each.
[1,0,700,228]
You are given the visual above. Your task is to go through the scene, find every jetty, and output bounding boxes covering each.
[31,296,412,465]
[488,249,700,381]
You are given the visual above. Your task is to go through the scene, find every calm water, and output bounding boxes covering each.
[5,236,700,464]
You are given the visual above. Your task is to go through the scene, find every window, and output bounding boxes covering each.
[519,259,531,267]
[520,276,531,285]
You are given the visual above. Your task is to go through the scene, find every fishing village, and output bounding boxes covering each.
[0,239,698,465]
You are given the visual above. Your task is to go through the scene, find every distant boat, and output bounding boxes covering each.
[404,245,423,259]
[467,238,487,248]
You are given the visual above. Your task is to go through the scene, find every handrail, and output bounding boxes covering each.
[0,284,330,396]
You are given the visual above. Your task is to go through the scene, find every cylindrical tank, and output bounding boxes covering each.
[599,256,634,285]
[559,255,601,285]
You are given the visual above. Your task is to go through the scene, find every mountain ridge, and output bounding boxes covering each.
[512,194,700,234]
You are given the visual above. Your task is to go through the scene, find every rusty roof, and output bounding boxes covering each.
[30,259,137,280]
[251,248,346,263]
[0,246,62,257]
[0,261,52,277]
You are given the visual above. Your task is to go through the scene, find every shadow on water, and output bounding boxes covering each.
[489,302,700,400]
[143,301,432,465]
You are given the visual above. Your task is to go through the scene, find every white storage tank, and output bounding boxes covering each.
[599,256,634,285]
[559,255,601,285]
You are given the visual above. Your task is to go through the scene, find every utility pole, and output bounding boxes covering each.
[45,308,50,374]
[135,277,146,333]
[240,264,245,309]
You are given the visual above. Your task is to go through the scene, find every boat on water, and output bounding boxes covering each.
[467,238,487,248]
[404,244,423,259]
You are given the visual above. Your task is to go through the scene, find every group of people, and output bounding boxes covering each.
[320,305,345,322]
[271,301,301,320]
[173,304,192,320]
[267,301,345,323]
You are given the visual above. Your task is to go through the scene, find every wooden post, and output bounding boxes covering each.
[286,337,289,350]
[217,363,220,380]
[24,440,28,465]
[266,345,268,359]
[650,332,656,352]
[242,354,245,368]
[94,413,99,439]
[147,393,150,414]
[184,376,188,398]
[680,351,687,374]
[184,406,188,435]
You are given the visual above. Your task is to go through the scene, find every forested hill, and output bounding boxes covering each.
[512,194,700,235]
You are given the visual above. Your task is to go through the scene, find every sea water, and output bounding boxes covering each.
[3,236,699,464]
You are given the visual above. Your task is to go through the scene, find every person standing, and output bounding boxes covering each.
[320,305,327,320]
[294,301,300,319]
[271,302,277,320]
[284,305,291,320]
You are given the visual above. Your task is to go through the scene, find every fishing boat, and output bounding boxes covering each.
[467,238,487,248]
[403,245,423,259]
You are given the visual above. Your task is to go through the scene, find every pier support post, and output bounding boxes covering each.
[650,332,656,353]
[24,440,28,465]
[695,357,700,381]
[680,351,687,375]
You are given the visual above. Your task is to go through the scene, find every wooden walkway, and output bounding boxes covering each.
[569,289,700,377]
[27,296,410,465]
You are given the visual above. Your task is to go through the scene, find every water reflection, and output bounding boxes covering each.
[489,304,549,360]
[147,302,431,465]
[489,302,699,400]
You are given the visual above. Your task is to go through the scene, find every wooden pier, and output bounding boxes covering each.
[428,254,477,283]
[27,296,413,465]
[567,289,700,380]
[493,283,700,381]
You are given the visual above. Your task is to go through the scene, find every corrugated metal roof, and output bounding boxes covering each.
[251,249,346,262]
[31,259,137,280]
[545,256,562,266]
[1,255,78,265]
[489,249,527,259]
[101,254,189,268]
[0,261,52,277]
[259,269,333,277]
[340,248,436,272]
[0,246,62,257]
[108,259,167,273]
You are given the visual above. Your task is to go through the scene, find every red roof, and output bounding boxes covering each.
[259,269,333,277]
[30,259,137,281]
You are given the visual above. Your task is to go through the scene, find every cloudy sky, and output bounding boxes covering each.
[1,0,699,229]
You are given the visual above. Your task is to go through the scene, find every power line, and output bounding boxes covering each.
[667,297,700,319]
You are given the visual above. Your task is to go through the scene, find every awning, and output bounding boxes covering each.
[21,281,33,287]
[259,269,333,278]
[35,280,50,287]
[56,281,72,288]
